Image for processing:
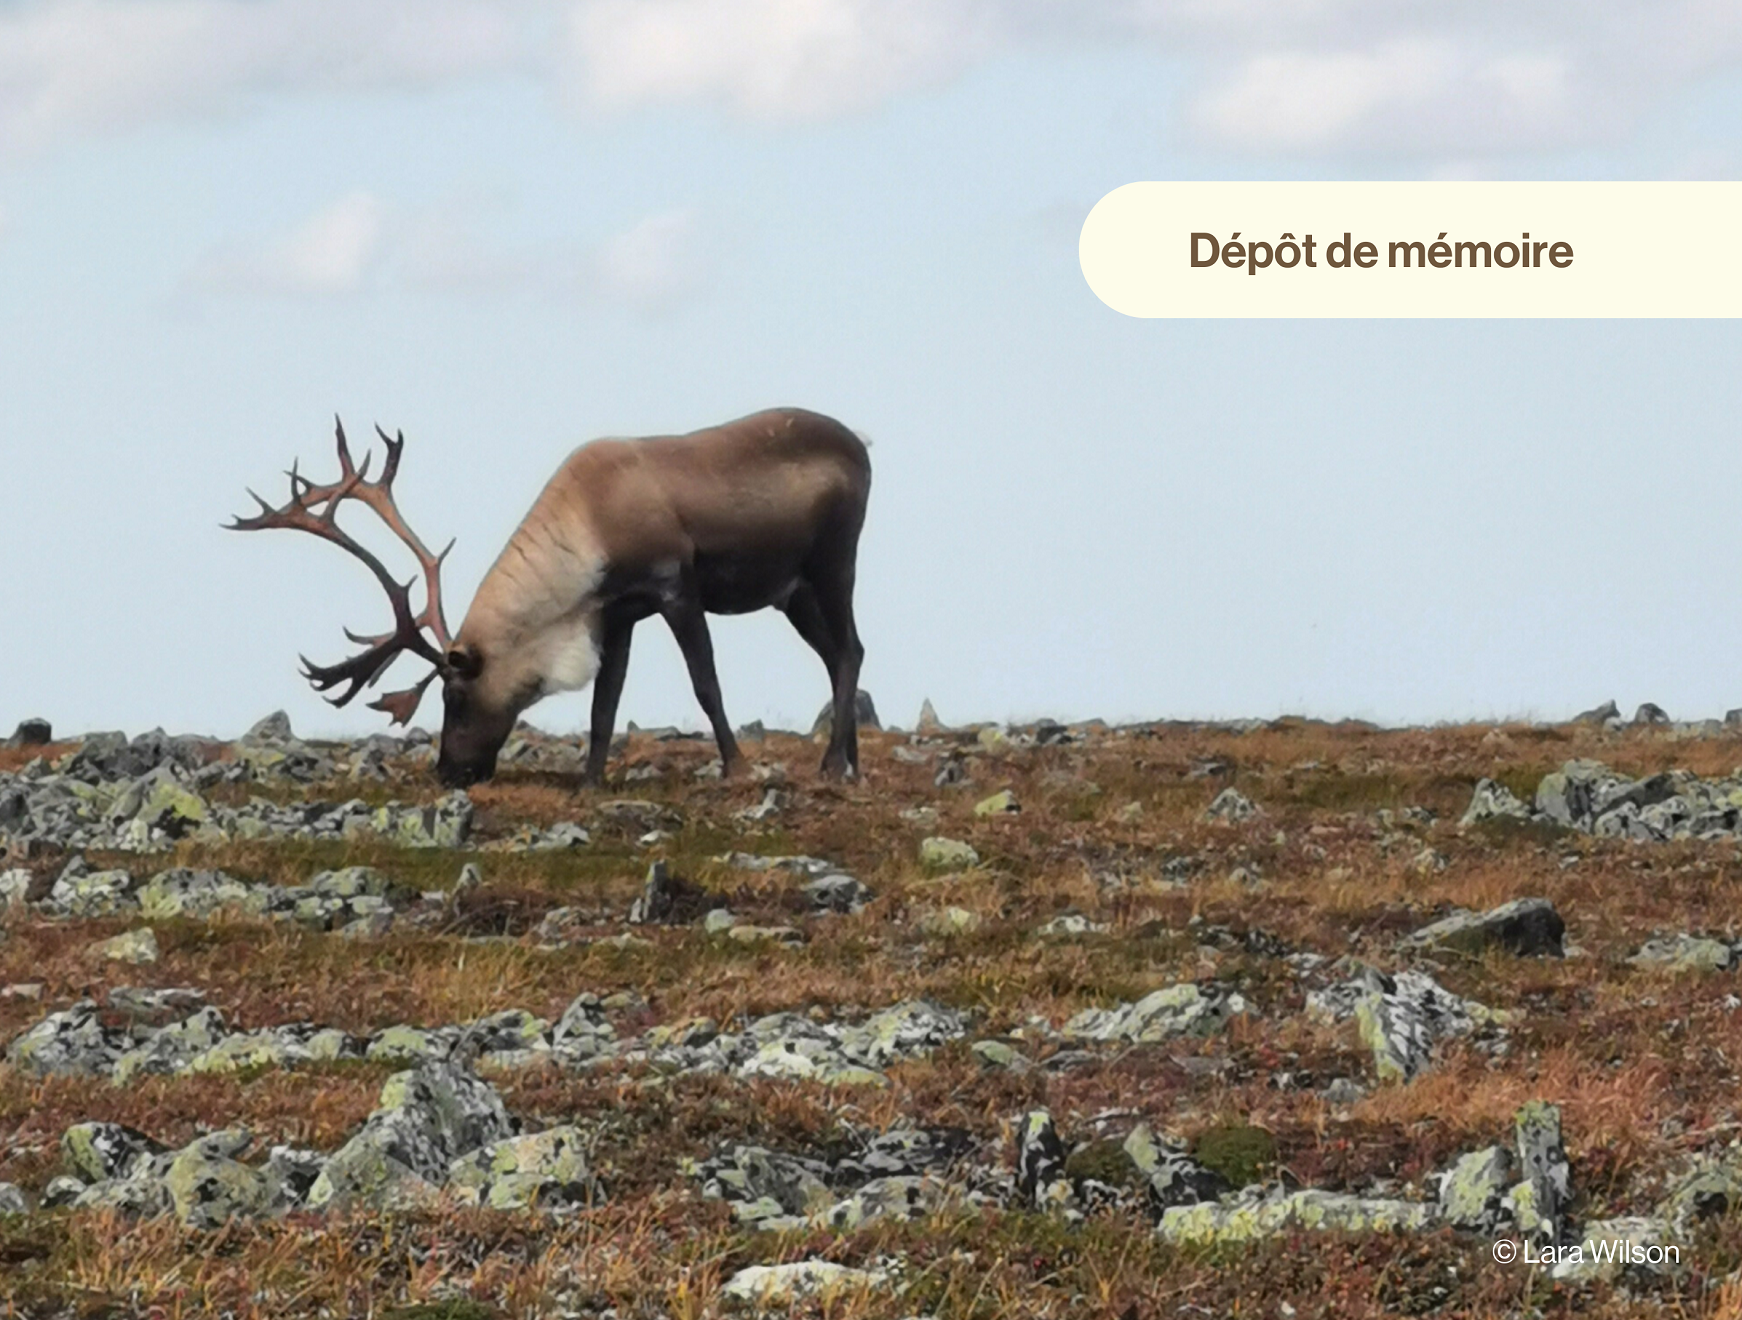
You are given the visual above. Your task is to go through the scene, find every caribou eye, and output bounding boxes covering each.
[447,647,483,680]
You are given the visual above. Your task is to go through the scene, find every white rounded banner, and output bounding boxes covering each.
[1078,181,1742,318]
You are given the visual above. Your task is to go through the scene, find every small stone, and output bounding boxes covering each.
[918,836,979,870]
[1633,702,1672,727]
[703,908,737,934]
[974,789,1019,816]
[1205,787,1259,822]
[627,860,676,924]
[1630,934,1736,973]
[916,699,944,733]
[1460,778,1533,826]
[722,1261,886,1304]
[1016,1110,1070,1209]
[91,927,160,965]
[803,872,871,914]
[918,906,981,937]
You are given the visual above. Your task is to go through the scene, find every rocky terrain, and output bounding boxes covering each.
[7,699,1742,1315]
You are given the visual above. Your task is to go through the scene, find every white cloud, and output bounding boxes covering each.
[190,190,385,295]
[1,0,1742,164]
[590,208,709,309]
[190,192,714,310]
[0,0,526,155]
[566,0,998,121]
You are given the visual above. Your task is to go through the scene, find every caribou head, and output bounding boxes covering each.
[227,419,513,787]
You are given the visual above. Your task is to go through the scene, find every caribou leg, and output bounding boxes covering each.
[661,589,743,775]
[583,608,638,786]
[807,562,865,779]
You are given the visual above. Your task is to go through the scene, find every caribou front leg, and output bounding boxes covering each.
[582,610,637,787]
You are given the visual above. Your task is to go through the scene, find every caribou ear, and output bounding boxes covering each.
[447,645,483,680]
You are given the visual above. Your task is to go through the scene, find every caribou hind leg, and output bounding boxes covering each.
[804,560,864,779]
[582,607,639,786]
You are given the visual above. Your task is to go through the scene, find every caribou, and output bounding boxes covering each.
[230,408,872,787]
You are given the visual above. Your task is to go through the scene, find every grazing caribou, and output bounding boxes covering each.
[231,408,872,787]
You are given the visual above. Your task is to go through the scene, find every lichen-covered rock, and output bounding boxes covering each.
[48,867,136,916]
[113,1006,229,1082]
[721,1260,887,1304]
[137,867,251,918]
[1461,778,1533,826]
[1313,968,1498,1084]
[0,1183,27,1215]
[1660,1163,1742,1231]
[689,1144,832,1224]
[62,1122,165,1182]
[1505,1101,1570,1246]
[918,905,981,937]
[804,873,872,914]
[551,993,616,1060]
[1630,934,1736,973]
[1124,1125,1228,1214]
[7,1000,131,1076]
[306,1060,513,1211]
[182,1024,353,1076]
[90,927,160,964]
[1550,1217,1682,1285]
[366,1024,457,1065]
[1205,787,1259,822]
[165,1131,272,1228]
[366,792,473,848]
[1063,984,1246,1044]
[448,1125,596,1210]
[1159,1189,1436,1244]
[918,836,979,870]
[1437,1145,1513,1232]
[1403,898,1564,958]
[974,790,1019,816]
[1017,1110,1071,1210]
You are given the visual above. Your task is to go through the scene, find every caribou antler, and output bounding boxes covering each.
[227,417,455,723]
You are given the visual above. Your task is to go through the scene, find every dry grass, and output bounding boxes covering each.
[8,718,1742,1315]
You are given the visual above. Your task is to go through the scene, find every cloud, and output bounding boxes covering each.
[189,190,386,295]
[565,0,998,121]
[2,0,1742,165]
[190,192,714,310]
[590,208,710,309]
[0,0,526,155]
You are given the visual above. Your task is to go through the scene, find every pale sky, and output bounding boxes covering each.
[3,1,1742,741]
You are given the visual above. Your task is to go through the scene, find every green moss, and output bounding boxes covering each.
[1191,1123,1277,1188]
[1063,1138,1140,1191]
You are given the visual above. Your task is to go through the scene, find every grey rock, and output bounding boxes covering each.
[306,1059,515,1211]
[1633,702,1672,727]
[1630,934,1736,973]
[1062,983,1246,1044]
[0,1183,27,1214]
[1504,1101,1570,1246]
[1403,898,1564,958]
[1460,778,1533,826]
[804,872,872,914]
[1573,700,1620,726]
[1437,1145,1513,1232]
[448,1125,597,1210]
[10,718,52,746]
[1205,787,1258,822]
[63,1122,166,1182]
[627,860,676,925]
[810,689,880,737]
[1016,1110,1070,1210]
